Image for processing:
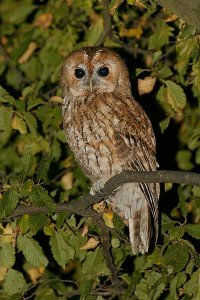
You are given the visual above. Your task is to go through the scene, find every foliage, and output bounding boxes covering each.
[0,0,200,299]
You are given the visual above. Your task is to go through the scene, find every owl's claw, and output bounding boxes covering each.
[90,178,109,196]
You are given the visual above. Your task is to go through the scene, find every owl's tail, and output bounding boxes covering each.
[112,182,152,255]
[128,199,150,255]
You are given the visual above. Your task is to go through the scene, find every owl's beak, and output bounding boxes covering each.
[89,79,93,92]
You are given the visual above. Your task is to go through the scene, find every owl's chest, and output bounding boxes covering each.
[65,100,122,179]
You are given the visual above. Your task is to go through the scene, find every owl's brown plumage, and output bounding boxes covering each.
[61,47,160,255]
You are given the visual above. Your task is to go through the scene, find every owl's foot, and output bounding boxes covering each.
[90,177,111,196]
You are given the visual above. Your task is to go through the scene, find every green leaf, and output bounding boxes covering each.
[179,24,196,39]
[12,114,27,134]
[188,129,200,151]
[35,105,62,130]
[50,230,75,268]
[111,238,120,248]
[170,273,187,300]
[0,242,15,268]
[36,155,51,181]
[22,112,37,135]
[79,279,94,300]
[192,58,200,93]
[82,247,110,278]
[165,80,187,112]
[21,152,36,178]
[178,185,190,218]
[185,224,200,239]
[164,242,189,272]
[3,269,26,296]
[147,247,164,266]
[161,213,177,233]
[43,224,55,237]
[169,225,185,240]
[0,86,15,104]
[195,149,200,164]
[29,213,48,235]
[159,117,171,133]
[86,20,103,46]
[69,234,87,261]
[149,20,174,49]
[176,150,194,171]
[135,271,165,300]
[17,134,51,155]
[109,0,123,14]
[185,258,195,275]
[184,269,200,297]
[176,38,197,74]
[39,49,62,81]
[14,98,26,112]
[6,69,23,89]
[158,66,173,79]
[19,57,42,81]
[126,270,142,298]
[193,186,200,197]
[0,187,19,218]
[8,2,36,24]
[0,106,13,145]
[29,186,56,212]
[152,51,162,64]
[18,214,30,234]
[17,234,48,267]
[19,179,33,198]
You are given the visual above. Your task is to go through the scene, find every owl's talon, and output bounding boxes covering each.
[90,180,107,196]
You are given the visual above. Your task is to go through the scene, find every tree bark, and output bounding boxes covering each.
[156,0,200,31]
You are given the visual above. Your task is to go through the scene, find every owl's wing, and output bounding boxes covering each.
[116,131,159,221]
[109,94,159,223]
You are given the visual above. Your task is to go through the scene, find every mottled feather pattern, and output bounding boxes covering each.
[61,47,160,254]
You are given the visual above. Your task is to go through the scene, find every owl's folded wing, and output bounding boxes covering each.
[110,94,160,233]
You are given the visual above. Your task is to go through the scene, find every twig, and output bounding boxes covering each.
[110,36,151,56]
[1,170,200,223]
[22,279,78,300]
[91,286,125,296]
[96,0,112,46]
[95,216,123,289]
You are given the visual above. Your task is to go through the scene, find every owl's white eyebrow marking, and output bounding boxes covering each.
[76,63,86,68]
[83,52,89,58]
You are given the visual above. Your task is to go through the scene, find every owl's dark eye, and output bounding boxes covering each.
[74,68,85,79]
[97,67,109,77]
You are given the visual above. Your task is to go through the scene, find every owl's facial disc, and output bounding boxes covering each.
[67,58,119,97]
[72,64,111,94]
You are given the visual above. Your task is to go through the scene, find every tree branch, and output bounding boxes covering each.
[95,0,112,46]
[155,0,200,31]
[95,216,123,289]
[1,170,200,223]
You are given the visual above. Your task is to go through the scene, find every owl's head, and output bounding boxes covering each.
[61,47,131,99]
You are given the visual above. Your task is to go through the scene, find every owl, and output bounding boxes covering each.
[61,47,160,255]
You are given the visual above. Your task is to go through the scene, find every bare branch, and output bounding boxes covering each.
[95,0,112,46]
[95,216,123,289]
[1,170,200,223]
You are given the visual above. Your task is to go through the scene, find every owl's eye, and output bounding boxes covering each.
[97,67,109,77]
[74,68,85,79]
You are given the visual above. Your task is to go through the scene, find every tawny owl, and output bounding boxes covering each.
[61,47,160,255]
